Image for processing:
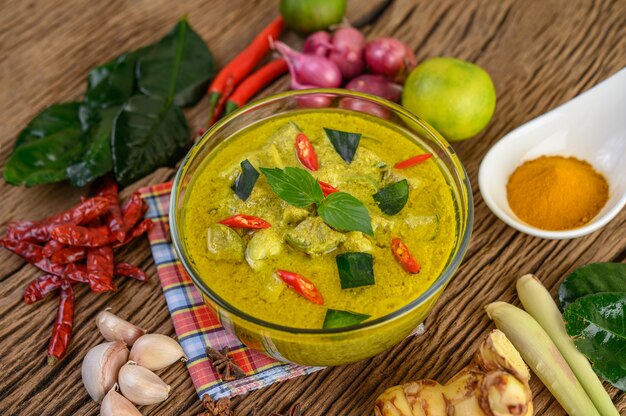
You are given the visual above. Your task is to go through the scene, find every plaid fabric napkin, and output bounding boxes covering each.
[139,182,323,399]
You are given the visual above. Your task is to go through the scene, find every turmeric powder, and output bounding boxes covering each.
[507,156,609,231]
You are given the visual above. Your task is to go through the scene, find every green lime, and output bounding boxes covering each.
[402,57,496,141]
[280,0,347,35]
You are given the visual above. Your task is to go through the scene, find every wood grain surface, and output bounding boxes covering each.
[1,0,625,415]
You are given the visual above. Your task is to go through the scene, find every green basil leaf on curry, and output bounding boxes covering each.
[318,192,373,235]
[260,166,324,208]
[324,127,361,163]
[323,309,371,329]
[336,252,375,289]
[231,159,259,201]
[373,179,409,215]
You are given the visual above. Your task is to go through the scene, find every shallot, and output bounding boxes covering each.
[328,26,366,79]
[341,75,403,118]
[303,31,333,56]
[365,37,416,80]
[273,40,342,89]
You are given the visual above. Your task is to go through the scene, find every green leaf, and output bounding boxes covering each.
[324,128,361,163]
[563,292,626,391]
[336,252,375,289]
[558,263,626,310]
[231,159,259,201]
[323,309,370,329]
[137,18,215,107]
[260,166,324,208]
[318,192,373,235]
[112,95,189,185]
[4,102,85,186]
[67,106,120,187]
[373,179,409,215]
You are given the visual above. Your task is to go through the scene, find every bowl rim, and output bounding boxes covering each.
[170,88,474,335]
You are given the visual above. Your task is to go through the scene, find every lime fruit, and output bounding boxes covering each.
[402,57,496,141]
[280,0,347,35]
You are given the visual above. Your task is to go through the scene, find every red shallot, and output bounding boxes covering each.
[328,26,366,79]
[365,37,416,80]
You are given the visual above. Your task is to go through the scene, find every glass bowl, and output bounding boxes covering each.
[170,89,473,366]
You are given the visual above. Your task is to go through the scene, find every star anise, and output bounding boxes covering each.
[252,402,302,416]
[199,395,234,416]
[207,346,246,381]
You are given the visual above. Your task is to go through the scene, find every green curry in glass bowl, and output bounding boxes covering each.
[170,89,473,366]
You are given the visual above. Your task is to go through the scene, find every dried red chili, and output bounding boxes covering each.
[0,238,44,263]
[94,176,126,242]
[295,133,319,171]
[50,224,113,247]
[62,263,89,284]
[87,246,115,293]
[218,214,271,229]
[121,192,146,232]
[115,263,149,281]
[318,180,339,197]
[275,270,324,305]
[42,239,65,258]
[393,153,433,169]
[114,219,153,248]
[47,281,74,365]
[34,258,67,277]
[24,274,63,304]
[390,238,420,274]
[50,246,86,264]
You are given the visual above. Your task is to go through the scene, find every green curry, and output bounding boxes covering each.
[182,110,457,329]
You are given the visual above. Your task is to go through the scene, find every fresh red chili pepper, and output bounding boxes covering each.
[391,238,421,274]
[24,274,63,304]
[207,16,284,125]
[224,59,288,115]
[50,246,86,264]
[87,246,115,293]
[115,263,149,282]
[275,270,324,305]
[218,214,271,229]
[50,224,113,247]
[47,281,74,365]
[94,176,126,242]
[121,192,146,232]
[318,180,339,197]
[0,238,44,263]
[295,133,319,171]
[42,239,65,258]
[394,153,433,169]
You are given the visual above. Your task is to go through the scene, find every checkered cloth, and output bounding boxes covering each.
[139,182,323,399]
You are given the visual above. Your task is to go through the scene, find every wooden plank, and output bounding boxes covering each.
[0,0,624,414]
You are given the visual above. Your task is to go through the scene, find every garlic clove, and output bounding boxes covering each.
[96,310,145,346]
[82,341,129,403]
[118,361,171,405]
[101,386,143,416]
[129,333,187,371]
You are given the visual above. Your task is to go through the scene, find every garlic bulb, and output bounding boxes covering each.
[101,386,143,416]
[118,361,171,405]
[96,310,145,346]
[82,341,129,403]
[129,334,187,371]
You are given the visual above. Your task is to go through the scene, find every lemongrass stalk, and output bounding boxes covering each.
[516,274,619,416]
[484,301,601,416]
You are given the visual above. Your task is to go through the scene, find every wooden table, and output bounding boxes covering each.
[1,0,624,414]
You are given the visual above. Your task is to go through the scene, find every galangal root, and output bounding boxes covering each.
[374,329,533,416]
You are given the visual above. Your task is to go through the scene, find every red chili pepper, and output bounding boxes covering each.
[47,281,74,365]
[295,133,319,171]
[50,224,113,247]
[0,238,44,263]
[218,214,271,229]
[394,153,433,169]
[50,246,86,264]
[115,263,148,282]
[275,270,324,305]
[87,246,115,293]
[34,258,67,277]
[391,238,421,274]
[121,192,146,232]
[94,176,125,242]
[42,240,65,258]
[62,263,89,284]
[207,16,284,125]
[318,180,339,197]
[24,274,63,304]
[224,59,288,115]
[113,219,153,248]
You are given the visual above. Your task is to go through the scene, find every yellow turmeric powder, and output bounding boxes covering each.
[507,156,609,231]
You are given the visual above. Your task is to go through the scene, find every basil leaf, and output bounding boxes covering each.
[260,167,324,208]
[323,309,370,329]
[231,159,259,201]
[373,179,409,215]
[324,128,361,163]
[336,252,375,289]
[563,292,626,390]
[4,102,85,186]
[112,95,189,185]
[137,18,215,107]
[67,106,120,187]
[318,192,373,235]
[558,263,626,310]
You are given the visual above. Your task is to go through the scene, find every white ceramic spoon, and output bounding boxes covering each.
[479,67,626,239]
